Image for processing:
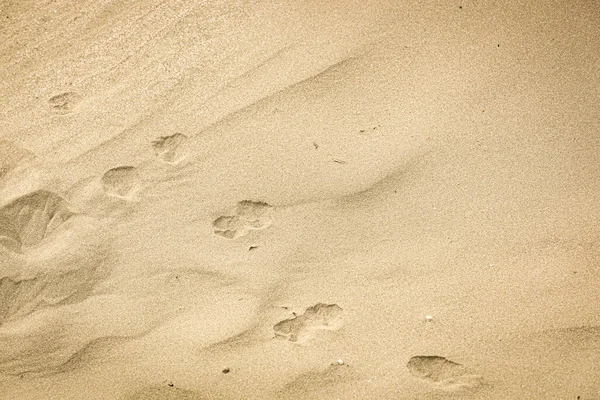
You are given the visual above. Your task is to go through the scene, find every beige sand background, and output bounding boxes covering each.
[0,0,599,399]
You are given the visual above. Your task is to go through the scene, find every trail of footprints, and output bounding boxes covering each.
[271,308,485,391]
[0,132,192,327]
[99,133,188,199]
[0,136,485,390]
[0,134,328,374]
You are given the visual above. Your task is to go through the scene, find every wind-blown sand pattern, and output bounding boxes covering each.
[1,0,599,399]
[0,141,34,181]
[0,190,74,251]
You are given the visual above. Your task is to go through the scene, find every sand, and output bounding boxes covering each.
[0,0,599,399]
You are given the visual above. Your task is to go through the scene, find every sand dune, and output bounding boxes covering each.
[0,0,599,399]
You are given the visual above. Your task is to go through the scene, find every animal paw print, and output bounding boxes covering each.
[212,200,272,239]
[101,166,139,199]
[152,133,188,163]
[273,303,344,343]
[48,92,81,115]
[406,356,485,391]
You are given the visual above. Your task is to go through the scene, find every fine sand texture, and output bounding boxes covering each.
[1,0,599,399]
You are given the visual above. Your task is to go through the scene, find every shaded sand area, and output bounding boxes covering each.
[0,0,599,399]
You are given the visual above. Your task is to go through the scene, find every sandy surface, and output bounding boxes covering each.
[0,0,599,399]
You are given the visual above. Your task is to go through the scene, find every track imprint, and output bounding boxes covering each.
[273,303,344,343]
[48,92,81,115]
[212,200,272,239]
[101,166,139,198]
[406,356,484,391]
[152,133,188,163]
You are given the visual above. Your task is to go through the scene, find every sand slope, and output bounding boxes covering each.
[0,0,599,399]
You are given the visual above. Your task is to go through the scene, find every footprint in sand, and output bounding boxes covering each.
[273,303,344,343]
[101,166,139,199]
[406,356,485,391]
[152,133,188,163]
[212,200,272,239]
[0,190,74,253]
[48,91,81,115]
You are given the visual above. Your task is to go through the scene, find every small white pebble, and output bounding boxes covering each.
[425,315,433,322]
[337,359,344,365]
